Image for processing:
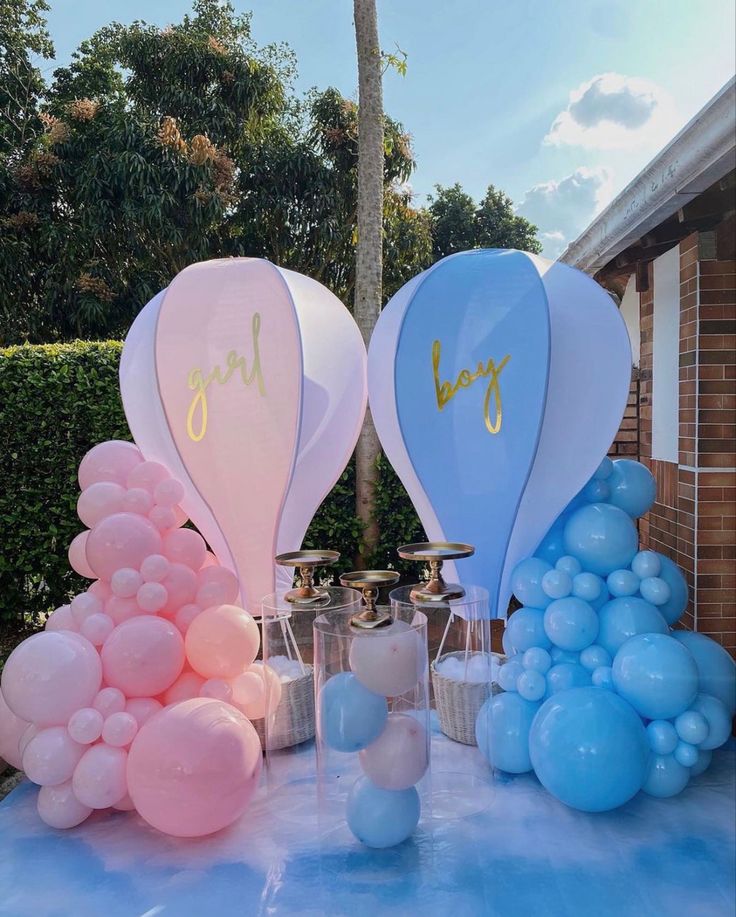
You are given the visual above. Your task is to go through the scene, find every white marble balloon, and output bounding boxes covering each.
[359,712,428,790]
[349,621,425,697]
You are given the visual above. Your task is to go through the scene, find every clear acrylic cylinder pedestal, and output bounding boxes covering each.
[391,584,495,819]
[259,586,362,812]
[313,603,430,851]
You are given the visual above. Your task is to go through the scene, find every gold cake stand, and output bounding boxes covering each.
[275,550,340,607]
[340,570,400,629]
[397,541,475,603]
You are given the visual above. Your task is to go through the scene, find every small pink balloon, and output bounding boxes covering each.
[127,461,170,492]
[78,441,143,490]
[105,595,141,625]
[358,713,429,790]
[102,712,138,747]
[174,604,202,635]
[122,487,154,515]
[136,582,168,613]
[93,687,126,717]
[110,567,143,599]
[85,512,162,581]
[230,663,282,720]
[68,707,104,744]
[70,591,102,626]
[202,551,219,568]
[1,632,102,726]
[22,726,86,787]
[88,579,112,602]
[153,478,185,507]
[140,554,170,583]
[161,563,198,611]
[163,529,207,571]
[77,482,127,528]
[125,697,163,728]
[163,671,205,705]
[200,679,233,702]
[68,532,96,579]
[72,744,128,809]
[185,605,260,680]
[45,604,76,633]
[80,612,115,646]
[37,781,92,829]
[127,698,262,837]
[149,505,177,531]
[195,566,239,608]
[102,617,184,697]
[113,792,136,812]
[172,506,189,528]
[0,688,28,769]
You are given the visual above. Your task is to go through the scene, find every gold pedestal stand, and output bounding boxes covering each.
[340,570,400,629]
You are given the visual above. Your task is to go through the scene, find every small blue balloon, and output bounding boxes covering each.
[612,633,698,720]
[607,568,640,598]
[607,459,656,518]
[592,457,614,480]
[504,606,551,654]
[475,691,539,774]
[550,647,580,665]
[674,710,709,746]
[690,693,732,751]
[346,777,420,848]
[572,572,604,603]
[580,644,612,671]
[672,631,736,714]
[597,596,669,658]
[631,550,661,580]
[642,754,690,798]
[523,647,552,674]
[529,687,649,812]
[639,576,671,607]
[319,673,388,752]
[653,554,688,625]
[544,597,599,651]
[690,748,712,777]
[546,662,591,696]
[555,555,582,577]
[541,569,573,600]
[498,659,524,692]
[646,720,678,755]
[591,586,611,612]
[583,479,610,503]
[517,669,546,702]
[534,520,567,566]
[511,558,553,609]
[563,503,639,576]
[674,740,698,768]
[592,665,614,689]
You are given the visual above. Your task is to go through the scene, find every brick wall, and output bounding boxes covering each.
[608,368,639,458]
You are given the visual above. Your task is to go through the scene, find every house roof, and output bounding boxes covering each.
[559,77,736,275]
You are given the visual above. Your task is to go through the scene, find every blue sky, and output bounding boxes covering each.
[41,0,736,256]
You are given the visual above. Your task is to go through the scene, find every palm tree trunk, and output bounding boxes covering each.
[353,0,383,565]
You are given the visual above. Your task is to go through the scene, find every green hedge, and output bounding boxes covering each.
[0,342,424,625]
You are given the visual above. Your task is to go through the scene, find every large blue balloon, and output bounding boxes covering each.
[543,597,598,651]
[511,558,553,609]
[612,633,698,720]
[596,596,669,658]
[504,606,551,654]
[563,503,638,576]
[672,631,736,714]
[642,754,690,798]
[690,693,732,751]
[346,777,420,848]
[654,554,688,625]
[607,459,656,518]
[475,691,539,774]
[535,518,567,566]
[529,687,649,812]
[319,673,388,752]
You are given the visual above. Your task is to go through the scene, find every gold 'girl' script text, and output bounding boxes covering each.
[432,339,511,434]
[186,312,265,442]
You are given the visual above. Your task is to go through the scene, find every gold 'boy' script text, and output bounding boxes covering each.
[186,312,265,442]
[432,339,510,434]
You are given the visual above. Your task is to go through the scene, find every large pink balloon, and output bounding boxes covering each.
[68,532,96,579]
[22,726,86,786]
[101,617,184,698]
[77,482,127,528]
[185,605,260,680]
[154,259,302,614]
[85,513,163,580]
[127,698,262,837]
[72,744,128,809]
[163,529,207,571]
[37,780,92,829]
[78,441,143,490]
[0,688,28,769]
[1,632,102,726]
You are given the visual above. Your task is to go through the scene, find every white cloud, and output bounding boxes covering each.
[545,73,678,149]
[517,167,614,258]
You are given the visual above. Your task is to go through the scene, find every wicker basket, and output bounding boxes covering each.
[431,651,504,745]
[253,665,315,751]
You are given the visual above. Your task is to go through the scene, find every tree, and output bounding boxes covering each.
[352,0,384,564]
